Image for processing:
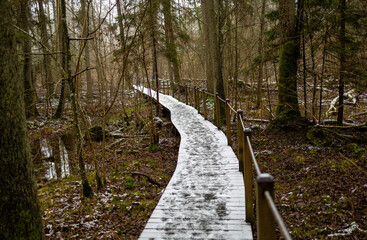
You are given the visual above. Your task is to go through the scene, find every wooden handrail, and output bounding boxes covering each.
[140,81,293,240]
[264,191,293,240]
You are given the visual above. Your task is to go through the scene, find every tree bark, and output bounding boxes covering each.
[0,1,45,238]
[150,0,160,117]
[61,0,93,197]
[201,0,215,93]
[162,0,181,90]
[256,0,266,109]
[337,0,346,125]
[215,0,226,123]
[55,0,67,119]
[275,0,301,123]
[81,0,93,100]
[19,0,39,118]
[202,0,226,122]
[38,0,54,105]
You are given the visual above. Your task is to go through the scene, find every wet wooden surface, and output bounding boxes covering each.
[136,87,253,240]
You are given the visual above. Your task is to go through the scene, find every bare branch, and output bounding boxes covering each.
[73,67,96,79]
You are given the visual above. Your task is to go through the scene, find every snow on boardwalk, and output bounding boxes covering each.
[135,86,253,240]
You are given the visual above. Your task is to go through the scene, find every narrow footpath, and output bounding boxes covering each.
[136,87,253,240]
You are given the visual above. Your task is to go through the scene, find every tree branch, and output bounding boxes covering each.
[73,67,96,79]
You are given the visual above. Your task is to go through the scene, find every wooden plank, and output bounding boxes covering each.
[135,87,253,240]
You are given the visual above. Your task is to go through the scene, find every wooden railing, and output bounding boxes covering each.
[143,80,292,240]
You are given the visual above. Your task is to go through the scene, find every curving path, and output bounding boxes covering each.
[135,86,253,240]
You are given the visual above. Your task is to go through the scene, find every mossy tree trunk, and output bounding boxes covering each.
[275,0,301,124]
[0,1,45,238]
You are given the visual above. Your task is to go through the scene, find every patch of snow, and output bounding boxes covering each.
[327,222,367,237]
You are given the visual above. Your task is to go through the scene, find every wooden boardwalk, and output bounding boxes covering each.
[136,87,253,240]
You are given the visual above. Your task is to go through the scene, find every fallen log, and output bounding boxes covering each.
[124,171,161,186]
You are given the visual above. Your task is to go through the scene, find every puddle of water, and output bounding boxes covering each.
[32,133,76,180]
[41,138,69,179]
[40,138,70,180]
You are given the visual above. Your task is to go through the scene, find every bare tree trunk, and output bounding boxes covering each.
[319,27,328,124]
[162,0,181,93]
[234,1,239,111]
[203,0,226,123]
[215,0,226,123]
[201,0,215,93]
[63,0,93,198]
[81,0,93,100]
[38,0,54,114]
[309,30,318,123]
[150,0,159,116]
[256,0,266,109]
[55,0,66,119]
[302,29,307,118]
[337,0,346,125]
[19,0,39,118]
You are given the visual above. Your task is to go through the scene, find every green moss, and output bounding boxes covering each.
[306,127,331,147]
[295,156,305,164]
[124,176,134,189]
[148,143,162,152]
[147,158,156,167]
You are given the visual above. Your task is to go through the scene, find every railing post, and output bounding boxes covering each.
[185,85,188,105]
[177,83,180,101]
[256,173,276,240]
[215,93,221,128]
[194,87,197,109]
[196,88,201,114]
[203,90,207,120]
[244,128,254,224]
[190,86,195,108]
[237,110,244,173]
[225,99,232,146]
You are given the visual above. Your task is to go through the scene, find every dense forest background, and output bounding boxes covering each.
[9,0,367,124]
[1,0,367,239]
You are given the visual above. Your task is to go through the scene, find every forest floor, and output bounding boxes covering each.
[29,92,367,239]
[29,95,179,239]
[246,121,367,239]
